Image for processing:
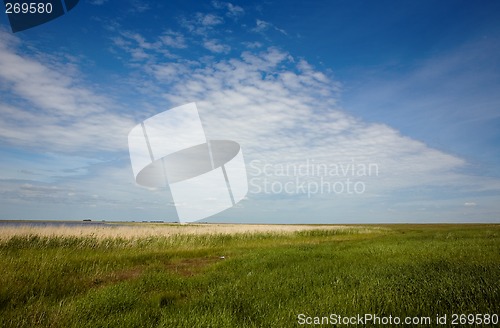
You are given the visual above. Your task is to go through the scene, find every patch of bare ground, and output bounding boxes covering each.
[90,266,144,288]
[89,257,220,288]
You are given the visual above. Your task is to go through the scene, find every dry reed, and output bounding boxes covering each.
[0,223,352,240]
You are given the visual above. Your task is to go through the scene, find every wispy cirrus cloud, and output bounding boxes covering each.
[181,12,224,36]
[160,30,188,49]
[111,30,181,61]
[212,1,245,18]
[342,37,500,170]
[128,0,151,13]
[252,19,287,36]
[89,0,109,5]
[0,29,134,153]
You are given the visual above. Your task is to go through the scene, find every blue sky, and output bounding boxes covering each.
[0,0,499,223]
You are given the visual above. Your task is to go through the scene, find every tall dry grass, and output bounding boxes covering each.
[0,223,353,240]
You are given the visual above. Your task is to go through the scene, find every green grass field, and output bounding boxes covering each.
[0,224,498,327]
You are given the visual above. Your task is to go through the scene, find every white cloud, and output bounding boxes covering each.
[199,13,223,26]
[160,30,187,49]
[129,0,150,13]
[111,30,184,63]
[226,3,244,18]
[243,41,263,49]
[181,13,224,36]
[0,30,135,153]
[0,161,177,220]
[252,19,271,33]
[112,31,164,61]
[89,0,108,5]
[212,1,245,18]
[148,46,500,207]
[203,39,231,53]
[252,19,287,36]
[342,37,500,162]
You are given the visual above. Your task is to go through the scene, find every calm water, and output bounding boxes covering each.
[0,220,115,228]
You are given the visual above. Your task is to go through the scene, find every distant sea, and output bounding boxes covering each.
[0,220,114,228]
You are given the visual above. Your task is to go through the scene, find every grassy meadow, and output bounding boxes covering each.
[0,223,498,327]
